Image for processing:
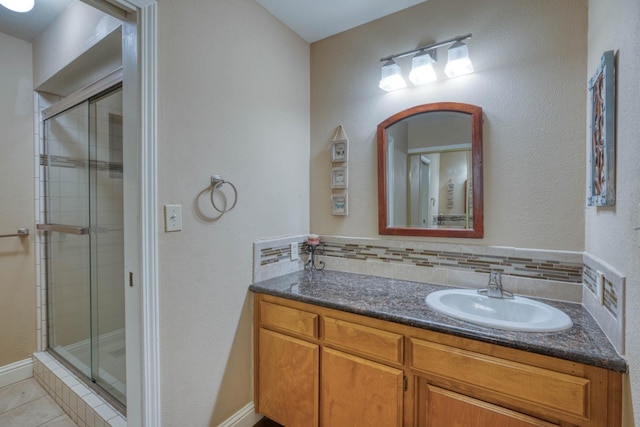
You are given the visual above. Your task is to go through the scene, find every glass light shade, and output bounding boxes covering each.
[379,60,406,92]
[0,0,34,12]
[408,52,437,85]
[444,41,474,78]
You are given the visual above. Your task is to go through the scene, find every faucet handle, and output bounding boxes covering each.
[488,270,502,287]
[479,270,512,298]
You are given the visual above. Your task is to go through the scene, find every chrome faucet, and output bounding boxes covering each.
[478,271,513,299]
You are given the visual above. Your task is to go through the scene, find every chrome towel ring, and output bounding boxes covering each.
[210,175,238,214]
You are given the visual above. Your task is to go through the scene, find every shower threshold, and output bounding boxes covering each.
[33,352,126,426]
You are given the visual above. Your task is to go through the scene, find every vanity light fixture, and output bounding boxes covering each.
[0,0,34,12]
[379,33,473,92]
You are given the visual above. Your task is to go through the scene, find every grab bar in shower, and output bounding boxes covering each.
[0,228,29,238]
[37,224,90,235]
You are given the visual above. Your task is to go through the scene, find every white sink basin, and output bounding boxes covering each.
[426,289,573,332]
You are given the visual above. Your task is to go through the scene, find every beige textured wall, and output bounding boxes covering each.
[156,0,310,424]
[310,0,587,251]
[0,32,35,367]
[585,0,640,423]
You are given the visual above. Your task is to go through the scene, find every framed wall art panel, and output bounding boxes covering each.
[587,50,616,207]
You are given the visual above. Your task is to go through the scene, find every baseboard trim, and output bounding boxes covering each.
[218,402,263,427]
[0,358,33,388]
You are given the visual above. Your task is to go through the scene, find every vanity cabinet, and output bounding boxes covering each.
[255,301,319,427]
[257,328,319,427]
[253,294,622,427]
[321,347,403,426]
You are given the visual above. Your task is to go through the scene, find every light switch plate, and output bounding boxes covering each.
[165,204,182,232]
[290,242,299,260]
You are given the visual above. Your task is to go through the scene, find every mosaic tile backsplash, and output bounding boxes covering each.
[258,238,583,283]
[260,243,303,266]
[582,253,625,354]
[320,242,582,283]
[584,263,618,317]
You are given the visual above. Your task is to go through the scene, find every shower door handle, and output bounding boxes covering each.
[37,223,90,235]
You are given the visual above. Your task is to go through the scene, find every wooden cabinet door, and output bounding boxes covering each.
[321,347,403,427]
[422,384,559,427]
[257,328,319,427]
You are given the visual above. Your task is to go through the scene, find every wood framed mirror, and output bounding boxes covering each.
[377,102,483,238]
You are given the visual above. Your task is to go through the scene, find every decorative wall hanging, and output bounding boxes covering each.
[446,179,454,209]
[331,125,349,163]
[587,50,615,207]
[331,193,348,216]
[331,167,348,189]
[330,125,349,215]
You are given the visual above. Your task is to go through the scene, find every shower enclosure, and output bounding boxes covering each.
[40,84,126,407]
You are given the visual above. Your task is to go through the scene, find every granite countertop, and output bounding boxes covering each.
[249,270,628,373]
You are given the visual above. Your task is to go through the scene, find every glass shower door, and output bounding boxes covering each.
[43,85,126,406]
[89,87,126,404]
[44,101,92,380]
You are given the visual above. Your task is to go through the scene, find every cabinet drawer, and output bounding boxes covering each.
[410,338,590,420]
[424,385,559,427]
[324,317,403,365]
[260,301,318,339]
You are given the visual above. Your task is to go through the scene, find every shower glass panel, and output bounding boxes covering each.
[44,85,126,406]
[44,101,92,380]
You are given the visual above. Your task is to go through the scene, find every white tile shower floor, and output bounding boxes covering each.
[0,378,77,427]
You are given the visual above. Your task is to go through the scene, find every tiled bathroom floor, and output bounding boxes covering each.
[0,378,77,427]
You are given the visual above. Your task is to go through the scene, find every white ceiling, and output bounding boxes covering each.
[255,0,428,43]
[0,0,427,44]
[0,0,74,42]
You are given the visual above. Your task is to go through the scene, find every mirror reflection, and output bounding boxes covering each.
[377,103,483,238]
[387,111,473,229]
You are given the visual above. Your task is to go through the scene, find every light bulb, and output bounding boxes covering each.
[0,0,35,12]
[409,51,437,85]
[444,41,474,78]
[379,59,406,92]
